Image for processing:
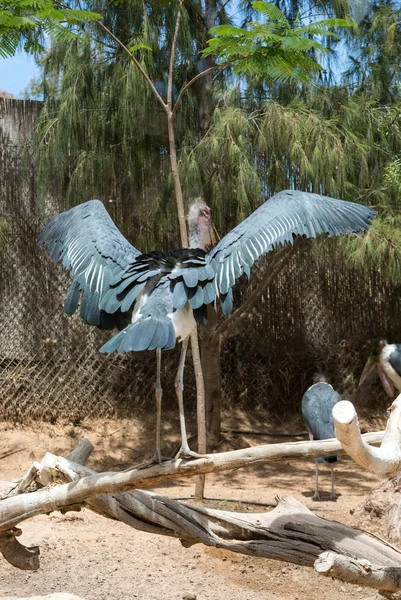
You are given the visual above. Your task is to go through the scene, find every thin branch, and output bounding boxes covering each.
[168,0,183,113]
[93,20,167,113]
[215,243,297,340]
[172,64,226,117]
[54,0,168,111]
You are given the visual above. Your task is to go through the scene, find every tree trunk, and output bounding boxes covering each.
[201,309,222,448]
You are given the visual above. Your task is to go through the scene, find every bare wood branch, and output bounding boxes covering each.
[315,551,401,592]
[64,439,94,465]
[168,0,183,112]
[93,21,167,112]
[215,243,298,340]
[0,528,40,570]
[0,431,384,534]
[3,450,401,594]
[172,64,225,117]
[333,398,401,475]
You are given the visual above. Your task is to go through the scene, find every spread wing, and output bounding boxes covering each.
[38,200,141,328]
[207,190,377,314]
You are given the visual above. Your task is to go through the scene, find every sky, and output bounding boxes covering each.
[0,53,40,98]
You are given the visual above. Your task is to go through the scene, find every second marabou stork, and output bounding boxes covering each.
[302,373,342,500]
[38,190,376,461]
[359,340,401,397]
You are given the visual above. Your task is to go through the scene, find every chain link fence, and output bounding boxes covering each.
[1,97,400,423]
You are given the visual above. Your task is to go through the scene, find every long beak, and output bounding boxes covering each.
[205,223,220,251]
[378,363,395,398]
[359,355,378,387]
[359,354,395,398]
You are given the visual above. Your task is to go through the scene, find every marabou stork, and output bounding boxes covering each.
[302,373,342,500]
[359,340,401,397]
[38,190,376,461]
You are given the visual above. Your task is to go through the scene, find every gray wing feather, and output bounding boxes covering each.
[99,279,176,352]
[38,200,140,327]
[208,190,376,304]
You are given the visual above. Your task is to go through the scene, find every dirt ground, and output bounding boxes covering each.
[0,409,392,600]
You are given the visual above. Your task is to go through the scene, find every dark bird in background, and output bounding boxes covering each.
[38,190,376,462]
[359,340,401,398]
[302,373,342,500]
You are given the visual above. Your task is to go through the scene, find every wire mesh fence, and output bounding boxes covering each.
[1,97,401,424]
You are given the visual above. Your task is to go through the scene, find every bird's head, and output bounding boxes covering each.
[187,198,220,251]
[313,372,329,384]
[359,339,394,397]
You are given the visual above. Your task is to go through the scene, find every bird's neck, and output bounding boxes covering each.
[188,220,209,251]
[188,218,219,251]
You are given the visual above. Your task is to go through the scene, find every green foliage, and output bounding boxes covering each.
[344,0,401,103]
[203,1,353,82]
[21,0,401,277]
[340,216,401,284]
[0,0,99,58]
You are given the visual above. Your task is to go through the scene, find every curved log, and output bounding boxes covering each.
[1,439,401,595]
[333,398,401,475]
[0,527,40,570]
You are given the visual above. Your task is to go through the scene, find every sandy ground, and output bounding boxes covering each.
[0,410,391,600]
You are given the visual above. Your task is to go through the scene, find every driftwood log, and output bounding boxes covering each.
[333,395,401,544]
[3,431,401,595]
[333,397,401,475]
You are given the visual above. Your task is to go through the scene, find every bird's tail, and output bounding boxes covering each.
[99,281,177,353]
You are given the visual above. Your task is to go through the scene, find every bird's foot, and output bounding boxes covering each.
[128,452,170,470]
[312,492,321,501]
[174,446,203,460]
[330,492,338,501]
[151,449,171,465]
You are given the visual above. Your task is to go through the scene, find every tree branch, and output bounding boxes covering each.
[0,430,384,534]
[168,0,183,113]
[215,243,297,340]
[2,447,401,596]
[93,20,167,113]
[333,397,401,475]
[172,64,225,117]
[315,551,401,593]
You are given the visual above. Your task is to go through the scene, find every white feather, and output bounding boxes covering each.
[168,302,196,342]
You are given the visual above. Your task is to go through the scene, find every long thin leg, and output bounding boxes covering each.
[154,348,163,464]
[308,432,320,501]
[175,338,200,459]
[312,462,320,501]
[330,463,336,500]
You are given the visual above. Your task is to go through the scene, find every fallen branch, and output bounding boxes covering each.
[315,551,401,592]
[333,398,401,475]
[0,430,384,533]
[2,435,401,595]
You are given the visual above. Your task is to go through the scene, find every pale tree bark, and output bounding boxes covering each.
[334,396,401,542]
[3,434,401,596]
[333,397,401,475]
